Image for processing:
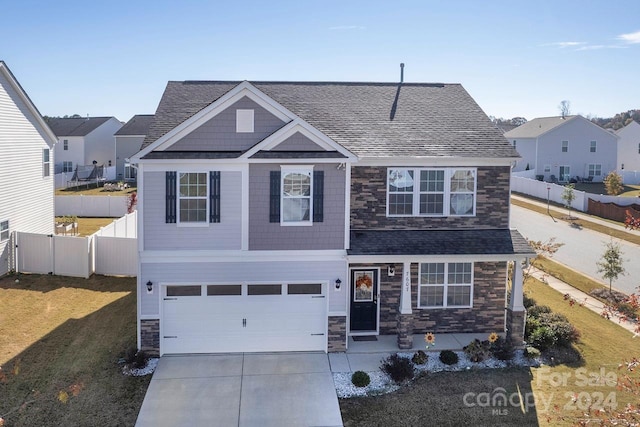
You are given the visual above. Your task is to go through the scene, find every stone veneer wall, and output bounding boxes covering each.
[328,316,347,352]
[506,309,526,346]
[140,319,160,357]
[411,261,507,335]
[350,166,511,230]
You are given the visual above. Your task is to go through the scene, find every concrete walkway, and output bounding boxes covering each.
[136,353,343,427]
[530,267,638,336]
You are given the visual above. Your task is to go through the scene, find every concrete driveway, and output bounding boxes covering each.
[135,352,343,427]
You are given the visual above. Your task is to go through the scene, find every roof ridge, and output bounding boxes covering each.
[175,80,453,87]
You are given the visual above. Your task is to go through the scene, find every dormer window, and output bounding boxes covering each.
[236,109,254,133]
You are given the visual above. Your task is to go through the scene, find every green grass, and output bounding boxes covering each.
[511,196,640,245]
[572,182,640,197]
[55,217,115,237]
[533,256,608,296]
[0,274,148,426]
[526,277,640,425]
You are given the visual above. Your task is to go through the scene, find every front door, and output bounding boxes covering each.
[350,269,378,332]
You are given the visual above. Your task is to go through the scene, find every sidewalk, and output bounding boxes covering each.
[511,194,640,237]
[529,267,638,336]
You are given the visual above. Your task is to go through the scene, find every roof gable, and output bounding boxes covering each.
[0,61,57,146]
[47,116,113,137]
[139,80,518,160]
[505,116,578,139]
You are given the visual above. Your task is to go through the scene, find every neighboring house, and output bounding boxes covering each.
[48,116,122,174]
[114,114,154,181]
[616,121,640,172]
[506,115,618,182]
[0,61,57,276]
[131,80,534,356]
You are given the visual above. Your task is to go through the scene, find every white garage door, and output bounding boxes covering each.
[161,283,327,354]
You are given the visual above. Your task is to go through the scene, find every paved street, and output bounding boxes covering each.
[510,204,640,295]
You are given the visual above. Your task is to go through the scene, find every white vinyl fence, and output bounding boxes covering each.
[55,195,129,217]
[54,166,116,189]
[620,170,640,185]
[511,176,640,212]
[15,211,137,278]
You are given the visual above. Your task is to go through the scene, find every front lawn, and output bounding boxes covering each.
[340,278,640,426]
[55,217,115,236]
[0,274,148,426]
[55,183,137,196]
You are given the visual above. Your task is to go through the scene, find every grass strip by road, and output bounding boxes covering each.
[533,256,609,297]
[511,196,640,246]
[0,274,148,426]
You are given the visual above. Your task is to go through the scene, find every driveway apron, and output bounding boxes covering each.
[135,352,343,427]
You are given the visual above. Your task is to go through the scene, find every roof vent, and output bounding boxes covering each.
[400,63,405,83]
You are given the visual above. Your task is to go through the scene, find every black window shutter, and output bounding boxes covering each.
[166,171,177,223]
[209,171,221,223]
[313,170,324,222]
[269,171,281,223]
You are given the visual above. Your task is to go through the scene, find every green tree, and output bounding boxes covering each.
[596,240,626,294]
[604,172,624,196]
[561,184,576,217]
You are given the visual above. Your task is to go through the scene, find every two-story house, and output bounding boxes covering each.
[616,121,640,172]
[131,80,534,356]
[506,115,618,182]
[48,116,123,174]
[114,114,154,181]
[0,61,57,276]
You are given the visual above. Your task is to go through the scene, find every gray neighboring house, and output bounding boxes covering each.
[506,115,618,182]
[48,116,123,174]
[0,61,57,276]
[114,114,154,181]
[131,80,534,357]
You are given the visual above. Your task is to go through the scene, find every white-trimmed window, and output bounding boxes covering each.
[43,149,50,177]
[590,140,597,153]
[543,165,551,173]
[588,164,602,177]
[0,220,8,241]
[388,168,476,217]
[561,140,568,153]
[236,109,254,133]
[281,167,313,224]
[63,139,69,150]
[124,163,136,180]
[418,262,473,308]
[178,172,208,223]
[62,161,73,173]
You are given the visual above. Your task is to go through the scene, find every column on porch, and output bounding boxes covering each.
[397,261,414,349]
[507,260,527,345]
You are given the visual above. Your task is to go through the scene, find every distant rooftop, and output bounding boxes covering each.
[115,114,154,136]
[504,116,578,138]
[47,116,114,137]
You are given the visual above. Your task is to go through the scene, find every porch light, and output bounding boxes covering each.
[335,278,342,290]
[146,281,153,292]
[387,265,395,276]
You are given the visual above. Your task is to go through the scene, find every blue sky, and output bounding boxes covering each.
[2,0,639,123]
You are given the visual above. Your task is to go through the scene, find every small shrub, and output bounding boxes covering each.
[124,347,148,369]
[490,337,515,361]
[591,288,627,304]
[351,371,371,387]
[616,302,638,320]
[412,350,428,365]
[528,325,556,351]
[463,339,491,363]
[439,350,459,365]
[380,354,414,384]
[527,304,553,318]
[524,346,541,359]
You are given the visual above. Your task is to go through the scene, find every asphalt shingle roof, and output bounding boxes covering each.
[115,114,154,136]
[143,81,519,159]
[47,117,113,137]
[347,229,534,256]
[504,116,578,139]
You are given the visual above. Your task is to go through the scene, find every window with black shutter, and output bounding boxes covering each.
[165,171,177,223]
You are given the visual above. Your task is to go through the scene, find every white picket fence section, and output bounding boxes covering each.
[15,211,137,278]
[620,170,640,185]
[55,195,129,217]
[511,176,640,212]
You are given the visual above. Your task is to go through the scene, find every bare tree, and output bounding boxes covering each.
[559,100,571,118]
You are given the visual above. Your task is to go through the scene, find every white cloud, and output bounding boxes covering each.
[617,30,640,44]
[543,41,586,48]
[575,44,627,51]
[328,25,365,31]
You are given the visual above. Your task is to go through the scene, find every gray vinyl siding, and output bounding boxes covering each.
[140,259,347,315]
[167,97,286,152]
[249,163,346,250]
[83,117,122,167]
[0,71,55,275]
[271,132,325,151]
[142,171,242,250]
[115,135,144,180]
